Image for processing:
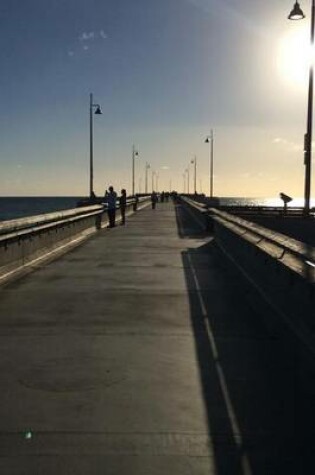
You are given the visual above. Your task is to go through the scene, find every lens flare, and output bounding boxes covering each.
[277,25,314,89]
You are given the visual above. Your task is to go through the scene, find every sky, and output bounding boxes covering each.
[0,0,314,200]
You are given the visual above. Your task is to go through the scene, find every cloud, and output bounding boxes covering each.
[79,30,108,41]
[80,31,95,41]
[68,30,108,59]
[100,30,108,39]
[273,137,301,152]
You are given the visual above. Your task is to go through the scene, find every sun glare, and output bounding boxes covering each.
[277,25,313,89]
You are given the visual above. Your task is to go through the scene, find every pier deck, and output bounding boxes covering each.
[0,201,306,474]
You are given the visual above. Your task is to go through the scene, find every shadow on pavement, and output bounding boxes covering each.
[174,202,209,239]
[175,202,314,474]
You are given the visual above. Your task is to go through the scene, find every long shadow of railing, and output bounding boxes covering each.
[174,202,306,474]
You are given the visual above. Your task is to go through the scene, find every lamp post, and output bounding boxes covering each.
[205,130,214,198]
[132,145,139,196]
[186,167,190,194]
[152,171,156,191]
[191,156,197,194]
[145,162,150,193]
[288,1,314,213]
[156,173,159,192]
[183,173,186,193]
[89,93,102,198]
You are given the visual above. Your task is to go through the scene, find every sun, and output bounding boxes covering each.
[277,24,312,89]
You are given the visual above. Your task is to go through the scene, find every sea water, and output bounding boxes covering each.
[0,197,82,221]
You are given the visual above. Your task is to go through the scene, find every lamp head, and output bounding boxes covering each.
[288,1,305,20]
[94,106,102,115]
[205,137,210,143]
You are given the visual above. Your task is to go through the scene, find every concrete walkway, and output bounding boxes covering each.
[0,201,303,474]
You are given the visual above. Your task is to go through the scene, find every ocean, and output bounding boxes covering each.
[0,197,82,222]
[0,196,313,222]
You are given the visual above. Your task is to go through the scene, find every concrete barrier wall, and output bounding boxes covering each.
[0,197,151,281]
[178,196,212,230]
[179,195,315,359]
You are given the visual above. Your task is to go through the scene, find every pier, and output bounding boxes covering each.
[0,200,314,473]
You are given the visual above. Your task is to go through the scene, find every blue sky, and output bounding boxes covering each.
[0,0,313,200]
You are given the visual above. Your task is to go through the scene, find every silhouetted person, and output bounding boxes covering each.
[119,189,127,225]
[151,191,158,209]
[133,194,139,212]
[105,186,117,228]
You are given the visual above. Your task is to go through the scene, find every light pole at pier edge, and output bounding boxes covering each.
[288,1,314,214]
[205,130,214,198]
[145,162,150,193]
[152,171,156,192]
[185,167,190,194]
[191,156,197,194]
[89,93,102,198]
[132,145,139,196]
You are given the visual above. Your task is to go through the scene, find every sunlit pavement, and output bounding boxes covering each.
[0,201,305,474]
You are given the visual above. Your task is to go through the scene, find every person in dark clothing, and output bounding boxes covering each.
[119,189,127,225]
[105,186,117,228]
[151,191,158,209]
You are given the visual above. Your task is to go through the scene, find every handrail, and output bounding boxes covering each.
[0,196,151,237]
[0,196,152,283]
[209,208,315,264]
[180,196,208,211]
[0,208,102,244]
[180,195,315,279]
[0,205,103,236]
[218,205,315,217]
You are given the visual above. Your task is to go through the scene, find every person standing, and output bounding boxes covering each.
[151,191,158,209]
[105,186,117,228]
[119,189,127,225]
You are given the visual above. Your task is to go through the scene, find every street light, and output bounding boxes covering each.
[152,170,156,191]
[191,156,197,194]
[288,1,313,213]
[145,162,150,193]
[185,167,190,194]
[205,130,214,198]
[132,145,139,196]
[89,93,102,198]
[182,173,186,193]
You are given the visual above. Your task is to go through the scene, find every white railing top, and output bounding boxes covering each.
[0,205,103,236]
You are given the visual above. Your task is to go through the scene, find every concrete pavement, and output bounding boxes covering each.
[0,201,307,474]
